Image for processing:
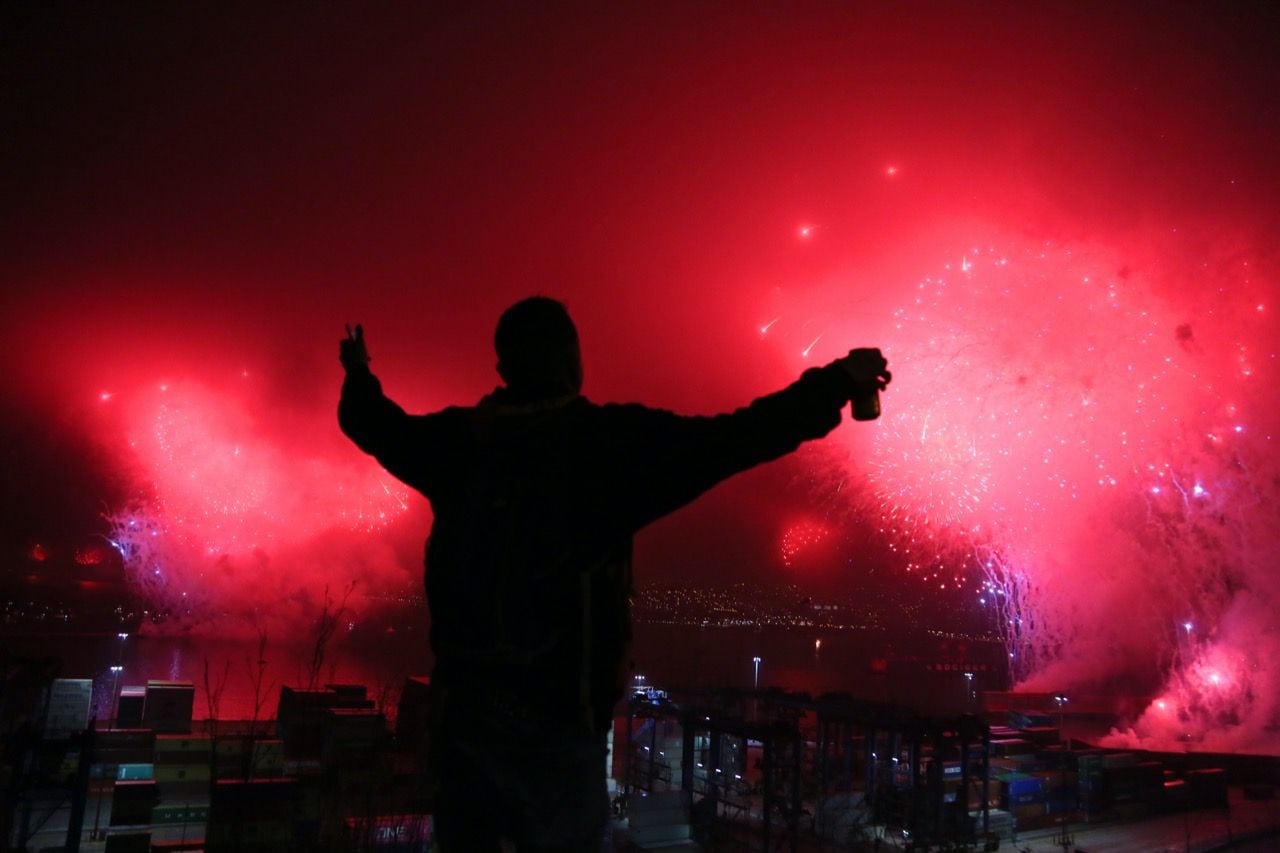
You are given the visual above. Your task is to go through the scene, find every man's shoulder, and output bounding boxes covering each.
[412,405,477,442]
[592,399,672,417]
[584,400,694,445]
[590,399,678,424]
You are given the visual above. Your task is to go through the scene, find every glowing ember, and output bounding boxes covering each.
[780,519,831,570]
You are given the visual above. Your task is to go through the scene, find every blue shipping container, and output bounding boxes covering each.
[117,763,153,781]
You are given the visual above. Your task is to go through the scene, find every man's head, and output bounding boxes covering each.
[495,296,583,399]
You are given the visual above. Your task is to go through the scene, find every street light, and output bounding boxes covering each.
[108,665,124,725]
[752,656,762,689]
[1051,692,1073,851]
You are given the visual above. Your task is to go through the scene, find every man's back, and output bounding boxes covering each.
[337,299,889,850]
[339,366,862,727]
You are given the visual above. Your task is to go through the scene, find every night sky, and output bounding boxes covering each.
[3,4,1279,749]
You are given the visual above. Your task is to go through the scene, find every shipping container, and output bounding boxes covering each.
[155,734,212,755]
[1008,711,1056,729]
[988,738,1033,757]
[110,780,159,826]
[1100,752,1138,769]
[996,771,1044,807]
[116,763,153,781]
[117,687,146,728]
[44,678,93,738]
[1036,746,1075,770]
[206,818,295,851]
[103,831,151,853]
[95,747,155,766]
[144,681,195,734]
[210,777,299,819]
[1018,726,1060,746]
[97,728,156,750]
[152,803,210,825]
[1044,797,1077,815]
[278,685,376,759]
[1011,801,1047,821]
[345,814,433,853]
[155,763,211,783]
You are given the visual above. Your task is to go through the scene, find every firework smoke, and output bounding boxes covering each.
[764,222,1278,751]
[98,376,417,634]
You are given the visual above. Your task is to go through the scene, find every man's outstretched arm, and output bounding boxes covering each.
[609,348,891,531]
[337,324,436,491]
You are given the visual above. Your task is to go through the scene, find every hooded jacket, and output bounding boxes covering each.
[339,362,857,730]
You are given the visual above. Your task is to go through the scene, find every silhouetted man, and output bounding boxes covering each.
[339,297,889,851]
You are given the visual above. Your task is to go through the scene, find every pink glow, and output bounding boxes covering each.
[758,224,1278,751]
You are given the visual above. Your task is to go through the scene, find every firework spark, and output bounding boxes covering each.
[103,378,412,629]
[761,225,1278,748]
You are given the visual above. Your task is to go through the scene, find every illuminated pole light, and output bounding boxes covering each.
[109,665,124,725]
[1053,692,1069,738]
[753,656,762,689]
